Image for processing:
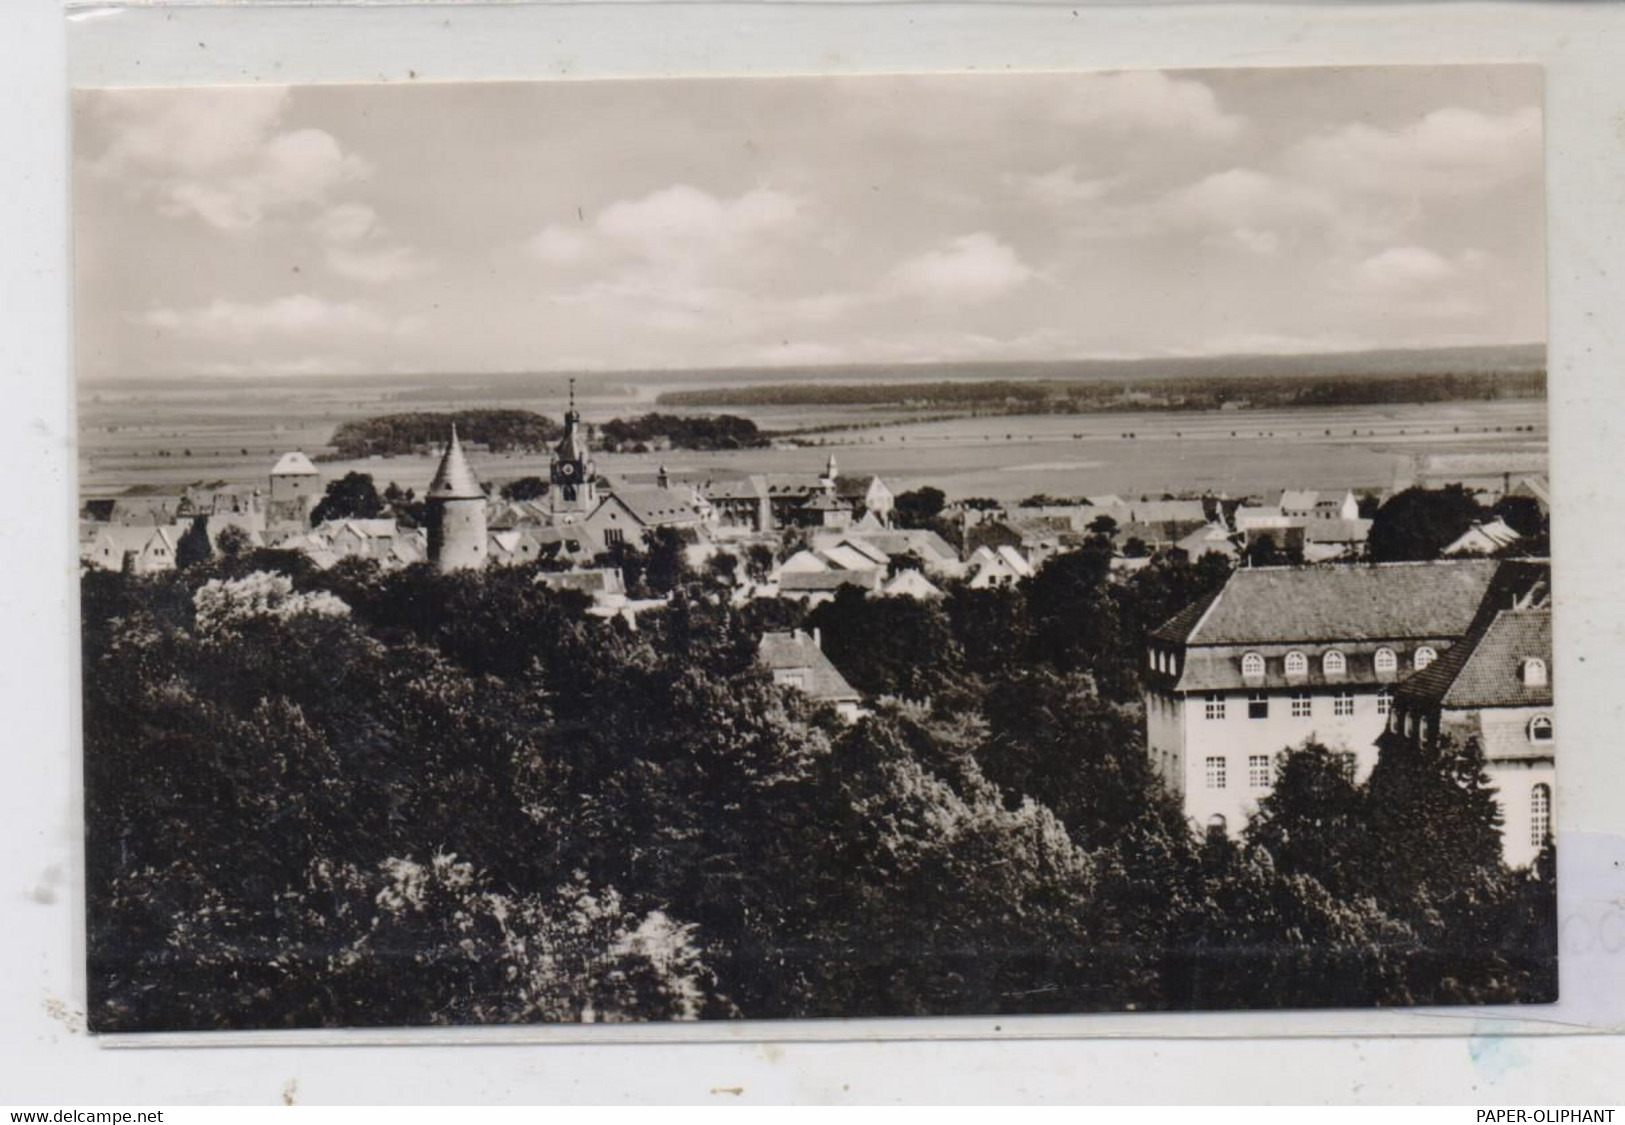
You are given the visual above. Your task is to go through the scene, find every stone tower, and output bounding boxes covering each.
[427,425,487,572]
[549,379,599,518]
[268,450,321,530]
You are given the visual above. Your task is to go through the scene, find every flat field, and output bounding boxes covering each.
[77,374,1547,504]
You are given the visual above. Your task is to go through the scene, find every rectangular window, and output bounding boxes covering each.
[603,528,625,546]
[1290,691,1312,718]
[1204,693,1226,721]
[1248,755,1271,788]
[1205,756,1227,789]
[1377,689,1392,715]
[1333,691,1355,717]
[1248,691,1269,720]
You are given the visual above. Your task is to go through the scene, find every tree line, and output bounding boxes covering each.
[82,526,1554,1031]
[657,370,1546,414]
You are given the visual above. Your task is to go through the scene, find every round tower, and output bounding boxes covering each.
[427,426,487,572]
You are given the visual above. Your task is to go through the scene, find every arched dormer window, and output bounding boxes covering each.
[1414,646,1438,671]
[1522,658,1548,687]
[1284,651,1307,678]
[1529,715,1553,743]
[1374,647,1398,675]
[1242,652,1266,679]
[1323,650,1347,676]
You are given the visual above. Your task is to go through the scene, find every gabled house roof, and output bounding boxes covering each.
[763,474,827,497]
[1444,517,1522,556]
[834,474,886,500]
[758,630,861,703]
[1151,559,1504,647]
[1277,489,1320,511]
[1511,475,1551,512]
[800,493,853,513]
[881,569,943,599]
[704,474,769,501]
[1397,604,1551,710]
[598,487,703,526]
[1126,499,1209,524]
[271,451,319,477]
[821,539,891,569]
[778,568,881,593]
[844,529,960,563]
[1177,522,1239,559]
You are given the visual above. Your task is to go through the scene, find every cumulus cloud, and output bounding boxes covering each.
[83,87,370,231]
[311,203,379,245]
[161,129,368,230]
[1057,71,1246,142]
[1002,165,1111,208]
[529,225,592,265]
[1286,106,1542,197]
[1355,245,1461,290]
[85,87,291,179]
[1161,167,1332,230]
[310,203,433,283]
[889,233,1036,300]
[323,246,433,284]
[531,185,803,268]
[133,294,403,338]
[1344,245,1492,322]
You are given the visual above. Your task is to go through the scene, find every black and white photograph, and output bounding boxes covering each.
[72,64,1556,1033]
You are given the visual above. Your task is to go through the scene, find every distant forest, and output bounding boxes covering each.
[327,410,768,458]
[326,410,563,459]
[597,413,768,453]
[658,369,1547,414]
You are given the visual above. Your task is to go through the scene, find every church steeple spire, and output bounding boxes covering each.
[551,380,597,510]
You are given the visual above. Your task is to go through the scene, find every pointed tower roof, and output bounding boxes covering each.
[271,451,319,477]
[428,426,483,499]
[555,414,591,465]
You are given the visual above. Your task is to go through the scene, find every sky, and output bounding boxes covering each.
[72,65,1545,381]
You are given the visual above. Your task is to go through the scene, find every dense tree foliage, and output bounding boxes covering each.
[1368,485,1488,562]
[328,410,563,458]
[81,536,1554,1031]
[500,476,549,501]
[657,363,1545,415]
[596,413,768,452]
[892,487,947,529]
[311,471,387,525]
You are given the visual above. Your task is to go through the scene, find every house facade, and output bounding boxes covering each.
[1143,559,1513,837]
[757,628,863,720]
[1387,586,1553,867]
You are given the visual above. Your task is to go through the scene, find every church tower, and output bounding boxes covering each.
[549,379,599,518]
[428,425,487,572]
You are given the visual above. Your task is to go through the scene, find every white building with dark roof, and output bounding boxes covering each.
[1143,559,1520,837]
[268,450,321,530]
[1388,574,1553,867]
